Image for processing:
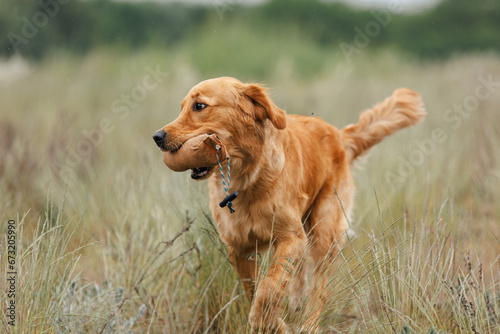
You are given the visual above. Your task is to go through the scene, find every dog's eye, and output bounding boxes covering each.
[193,102,207,111]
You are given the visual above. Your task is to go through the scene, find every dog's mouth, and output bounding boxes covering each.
[168,147,179,153]
[191,167,213,180]
[164,142,182,153]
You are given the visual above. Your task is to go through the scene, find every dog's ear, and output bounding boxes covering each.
[239,84,287,130]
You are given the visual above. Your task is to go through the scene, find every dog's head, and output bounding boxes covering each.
[153,77,287,180]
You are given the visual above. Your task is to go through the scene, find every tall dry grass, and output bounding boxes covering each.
[1,50,499,333]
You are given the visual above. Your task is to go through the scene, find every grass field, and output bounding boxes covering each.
[1,50,499,333]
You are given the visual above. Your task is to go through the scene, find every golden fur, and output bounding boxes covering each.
[155,77,425,332]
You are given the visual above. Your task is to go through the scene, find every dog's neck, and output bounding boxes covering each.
[214,123,286,201]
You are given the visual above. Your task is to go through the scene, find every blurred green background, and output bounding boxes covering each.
[2,0,500,78]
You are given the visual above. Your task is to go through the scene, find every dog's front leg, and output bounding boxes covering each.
[249,234,306,333]
[228,246,258,301]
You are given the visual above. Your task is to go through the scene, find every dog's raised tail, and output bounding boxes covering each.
[340,88,426,163]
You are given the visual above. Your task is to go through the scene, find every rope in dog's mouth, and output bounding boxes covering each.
[216,144,238,213]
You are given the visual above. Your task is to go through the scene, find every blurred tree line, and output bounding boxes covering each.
[1,0,499,60]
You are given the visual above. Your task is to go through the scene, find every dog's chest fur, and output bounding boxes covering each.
[208,181,278,250]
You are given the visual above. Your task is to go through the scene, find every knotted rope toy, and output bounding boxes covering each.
[161,134,238,213]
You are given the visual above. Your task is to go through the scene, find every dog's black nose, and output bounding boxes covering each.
[153,130,167,148]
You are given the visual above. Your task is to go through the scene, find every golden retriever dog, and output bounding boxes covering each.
[153,77,425,332]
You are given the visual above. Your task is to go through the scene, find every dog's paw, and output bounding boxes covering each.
[249,297,288,333]
[288,294,305,314]
[249,314,289,334]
